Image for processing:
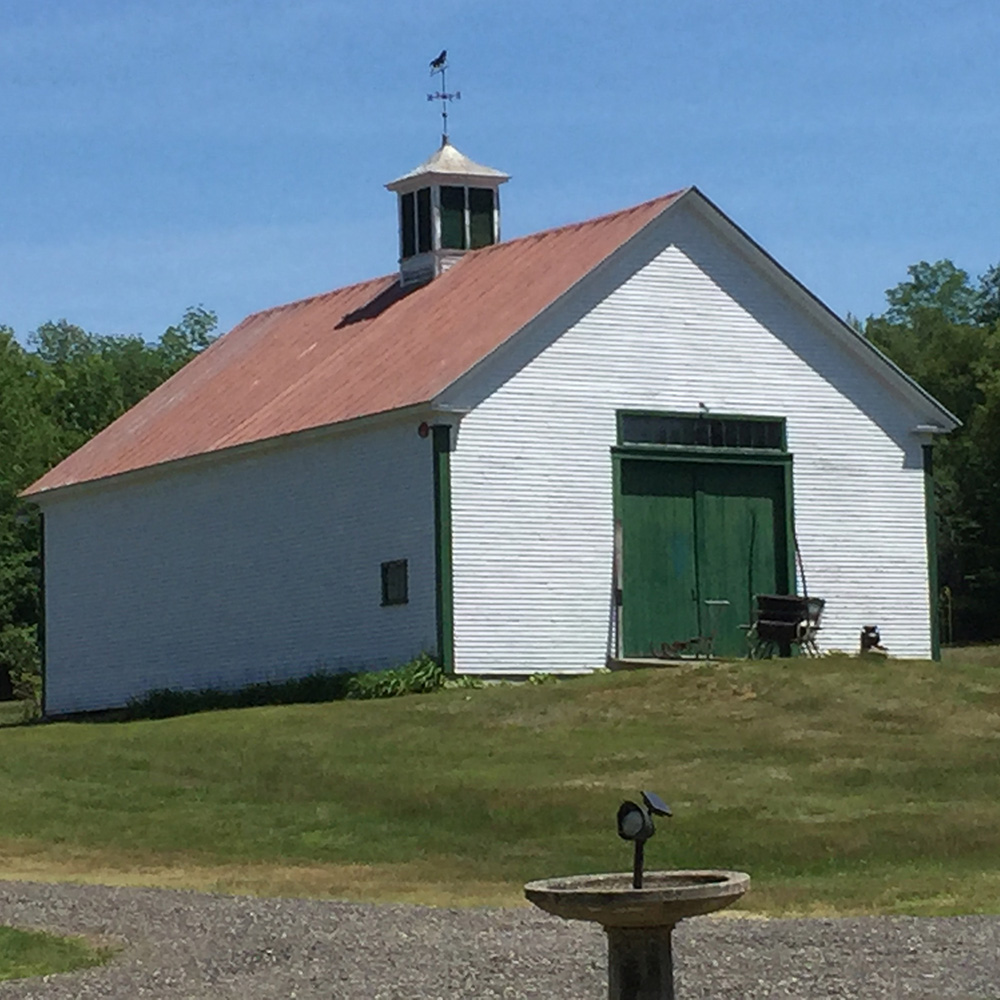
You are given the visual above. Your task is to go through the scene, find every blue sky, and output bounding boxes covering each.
[1,0,997,341]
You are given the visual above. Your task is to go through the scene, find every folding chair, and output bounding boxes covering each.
[747,594,825,658]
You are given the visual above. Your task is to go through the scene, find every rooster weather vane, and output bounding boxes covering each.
[427,49,460,143]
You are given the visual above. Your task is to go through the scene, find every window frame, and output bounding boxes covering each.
[617,410,787,453]
[400,192,416,259]
[440,185,467,250]
[468,187,495,248]
[416,188,432,254]
[380,559,409,607]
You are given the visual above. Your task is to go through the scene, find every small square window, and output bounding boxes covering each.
[381,559,408,606]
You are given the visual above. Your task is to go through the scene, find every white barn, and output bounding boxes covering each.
[24,141,958,715]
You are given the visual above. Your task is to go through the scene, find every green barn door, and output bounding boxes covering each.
[695,464,787,657]
[619,458,788,658]
[619,460,699,656]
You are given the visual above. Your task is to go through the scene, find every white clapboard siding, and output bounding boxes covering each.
[448,203,932,672]
[42,418,436,714]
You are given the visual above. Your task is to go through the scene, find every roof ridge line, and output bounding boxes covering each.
[240,273,398,325]
[485,188,690,251]
[21,187,695,498]
[235,192,691,325]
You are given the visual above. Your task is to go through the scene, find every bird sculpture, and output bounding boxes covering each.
[430,50,447,73]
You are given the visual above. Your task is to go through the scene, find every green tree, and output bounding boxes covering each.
[884,260,982,326]
[977,263,1000,327]
[29,306,218,449]
[866,260,1000,641]
[0,309,218,699]
[158,305,218,370]
[0,330,65,699]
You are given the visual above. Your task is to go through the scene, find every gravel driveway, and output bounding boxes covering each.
[0,880,998,998]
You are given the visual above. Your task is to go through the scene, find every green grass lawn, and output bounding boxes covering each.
[0,702,30,728]
[0,652,999,916]
[0,926,110,982]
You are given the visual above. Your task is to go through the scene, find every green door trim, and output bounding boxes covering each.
[613,445,792,465]
[432,425,455,674]
[612,447,797,656]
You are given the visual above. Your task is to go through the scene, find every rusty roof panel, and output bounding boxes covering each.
[25,191,684,497]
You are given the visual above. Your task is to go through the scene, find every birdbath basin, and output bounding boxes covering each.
[524,869,749,926]
[524,870,749,999]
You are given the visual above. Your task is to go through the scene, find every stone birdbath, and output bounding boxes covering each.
[524,792,749,1000]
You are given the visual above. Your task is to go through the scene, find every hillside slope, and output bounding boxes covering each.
[1,652,998,916]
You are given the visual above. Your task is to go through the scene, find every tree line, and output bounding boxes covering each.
[0,308,217,699]
[863,260,1000,643]
[1,259,999,698]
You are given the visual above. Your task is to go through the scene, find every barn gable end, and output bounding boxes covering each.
[443,197,942,669]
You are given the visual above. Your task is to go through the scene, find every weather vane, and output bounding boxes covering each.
[427,50,460,144]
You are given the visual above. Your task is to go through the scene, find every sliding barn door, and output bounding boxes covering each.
[620,459,788,658]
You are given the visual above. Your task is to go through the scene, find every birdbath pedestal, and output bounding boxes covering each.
[524,870,749,1000]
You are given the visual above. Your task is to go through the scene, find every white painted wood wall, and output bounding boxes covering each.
[41,419,437,714]
[446,202,933,672]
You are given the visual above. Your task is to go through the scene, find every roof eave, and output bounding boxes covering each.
[385,172,510,194]
[20,401,434,504]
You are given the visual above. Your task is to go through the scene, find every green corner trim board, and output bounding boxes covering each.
[923,443,941,661]
[432,425,455,673]
[38,511,47,718]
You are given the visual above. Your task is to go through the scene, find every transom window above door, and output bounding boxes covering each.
[618,412,785,451]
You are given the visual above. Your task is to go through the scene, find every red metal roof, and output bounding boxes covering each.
[24,191,685,497]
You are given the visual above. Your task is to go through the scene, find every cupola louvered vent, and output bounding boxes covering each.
[385,140,509,287]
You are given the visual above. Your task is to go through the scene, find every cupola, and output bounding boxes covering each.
[385,139,509,287]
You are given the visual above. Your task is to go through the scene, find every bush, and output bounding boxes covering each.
[444,674,484,690]
[125,653,445,720]
[346,653,443,700]
[0,625,42,720]
[526,672,558,685]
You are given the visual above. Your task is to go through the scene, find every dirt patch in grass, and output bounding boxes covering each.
[0,843,521,907]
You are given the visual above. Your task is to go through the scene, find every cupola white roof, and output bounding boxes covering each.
[385,140,510,193]
[386,139,510,287]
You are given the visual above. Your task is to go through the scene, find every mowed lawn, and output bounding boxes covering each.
[1,650,999,916]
